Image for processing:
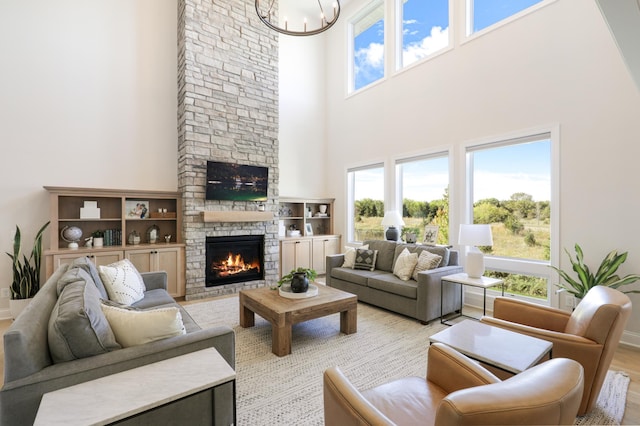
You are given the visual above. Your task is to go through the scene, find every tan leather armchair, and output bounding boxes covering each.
[481,285,631,415]
[323,343,584,425]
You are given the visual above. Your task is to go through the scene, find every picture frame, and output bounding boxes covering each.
[125,200,150,219]
[305,223,314,236]
[423,225,439,244]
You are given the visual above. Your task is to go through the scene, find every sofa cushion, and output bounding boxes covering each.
[98,259,146,305]
[393,244,450,269]
[69,256,109,299]
[48,275,121,363]
[354,248,378,271]
[412,250,443,281]
[342,244,369,268]
[368,273,418,299]
[101,303,186,348]
[393,248,419,281]
[131,288,177,309]
[331,267,379,286]
[364,240,398,272]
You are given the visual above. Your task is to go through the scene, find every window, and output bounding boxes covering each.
[396,153,450,244]
[466,132,554,301]
[467,0,544,36]
[347,165,385,242]
[351,0,385,92]
[398,0,450,69]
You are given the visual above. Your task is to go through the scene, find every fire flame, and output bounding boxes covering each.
[211,252,260,277]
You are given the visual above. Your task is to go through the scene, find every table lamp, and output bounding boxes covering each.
[458,224,493,278]
[381,211,405,241]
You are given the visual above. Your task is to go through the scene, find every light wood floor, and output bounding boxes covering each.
[1,318,639,424]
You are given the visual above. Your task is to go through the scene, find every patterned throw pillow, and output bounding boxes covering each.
[98,259,146,306]
[412,250,443,281]
[342,244,369,268]
[353,248,378,271]
[393,248,419,281]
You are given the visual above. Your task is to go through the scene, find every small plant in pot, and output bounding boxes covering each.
[275,267,317,293]
[91,230,104,248]
[6,221,50,318]
[550,243,640,300]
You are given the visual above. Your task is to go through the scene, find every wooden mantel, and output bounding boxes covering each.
[201,211,274,222]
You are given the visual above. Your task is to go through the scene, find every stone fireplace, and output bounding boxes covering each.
[177,0,279,300]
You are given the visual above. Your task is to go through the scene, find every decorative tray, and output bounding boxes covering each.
[278,283,319,299]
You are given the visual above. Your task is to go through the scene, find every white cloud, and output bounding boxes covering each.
[403,26,449,66]
[474,170,550,202]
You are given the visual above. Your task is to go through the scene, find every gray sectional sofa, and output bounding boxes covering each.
[1,257,235,426]
[326,239,464,324]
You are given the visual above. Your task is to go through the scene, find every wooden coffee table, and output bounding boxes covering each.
[239,284,357,356]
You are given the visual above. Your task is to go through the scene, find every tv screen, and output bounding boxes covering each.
[206,161,268,202]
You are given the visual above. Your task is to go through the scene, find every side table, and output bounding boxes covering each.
[441,272,503,325]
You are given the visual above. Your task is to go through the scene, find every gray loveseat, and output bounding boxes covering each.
[326,239,463,324]
[1,257,235,426]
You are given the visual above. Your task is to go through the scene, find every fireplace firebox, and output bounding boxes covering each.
[206,235,264,287]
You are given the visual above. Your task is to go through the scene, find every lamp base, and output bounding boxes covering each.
[465,249,485,278]
[385,227,399,241]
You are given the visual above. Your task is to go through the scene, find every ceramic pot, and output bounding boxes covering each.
[93,237,104,248]
[290,272,309,293]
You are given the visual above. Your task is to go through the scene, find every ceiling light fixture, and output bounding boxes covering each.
[255,0,341,36]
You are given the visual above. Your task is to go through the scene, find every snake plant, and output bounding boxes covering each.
[550,243,640,299]
[6,221,50,299]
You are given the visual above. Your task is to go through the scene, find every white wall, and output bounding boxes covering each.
[0,0,178,317]
[322,0,640,345]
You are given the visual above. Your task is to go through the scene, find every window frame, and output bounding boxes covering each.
[347,162,386,243]
[460,125,560,307]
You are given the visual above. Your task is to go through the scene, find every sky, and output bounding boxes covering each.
[354,139,551,203]
[354,0,543,89]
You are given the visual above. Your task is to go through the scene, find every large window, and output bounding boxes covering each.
[398,0,450,69]
[347,165,385,242]
[396,153,450,244]
[467,0,544,35]
[351,0,385,92]
[466,133,554,300]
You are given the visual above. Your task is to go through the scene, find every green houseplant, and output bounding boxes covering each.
[6,221,50,300]
[550,243,640,299]
[274,267,317,291]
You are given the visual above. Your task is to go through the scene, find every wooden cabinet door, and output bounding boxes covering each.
[125,247,184,297]
[312,236,341,274]
[280,239,312,276]
[50,250,123,274]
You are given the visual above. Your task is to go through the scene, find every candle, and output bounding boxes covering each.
[321,12,325,27]
[333,3,337,20]
[304,17,307,32]
[284,17,287,30]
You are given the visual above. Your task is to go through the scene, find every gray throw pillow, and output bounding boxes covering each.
[353,249,378,271]
[70,256,110,300]
[48,278,121,363]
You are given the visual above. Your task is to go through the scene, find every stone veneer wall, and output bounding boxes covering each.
[177,0,279,300]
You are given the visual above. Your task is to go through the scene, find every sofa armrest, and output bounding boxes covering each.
[325,254,345,287]
[490,297,571,332]
[141,271,168,291]
[427,343,499,393]
[415,265,464,287]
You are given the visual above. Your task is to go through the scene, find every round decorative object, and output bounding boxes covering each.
[146,225,160,244]
[290,272,309,293]
[61,226,82,249]
[128,230,141,245]
[279,284,319,299]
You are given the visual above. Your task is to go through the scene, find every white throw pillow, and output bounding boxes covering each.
[98,259,146,305]
[412,250,443,281]
[393,248,419,281]
[342,244,369,268]
[101,304,186,348]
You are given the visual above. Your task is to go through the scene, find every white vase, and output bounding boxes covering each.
[10,298,33,320]
[93,237,104,248]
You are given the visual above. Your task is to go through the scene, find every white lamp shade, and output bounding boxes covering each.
[458,224,493,246]
[381,211,405,228]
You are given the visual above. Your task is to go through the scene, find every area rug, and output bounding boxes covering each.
[184,296,629,426]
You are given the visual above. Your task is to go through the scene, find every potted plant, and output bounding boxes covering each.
[6,221,50,319]
[275,267,317,293]
[550,243,640,300]
[92,230,104,248]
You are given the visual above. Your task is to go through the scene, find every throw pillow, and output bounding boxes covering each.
[48,278,121,363]
[353,248,378,271]
[70,256,109,299]
[342,244,369,268]
[412,250,443,281]
[393,248,419,281]
[98,259,146,305]
[101,304,186,348]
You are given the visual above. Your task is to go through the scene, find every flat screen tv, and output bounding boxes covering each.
[206,161,268,202]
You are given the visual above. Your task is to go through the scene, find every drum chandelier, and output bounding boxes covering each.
[255,0,341,36]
